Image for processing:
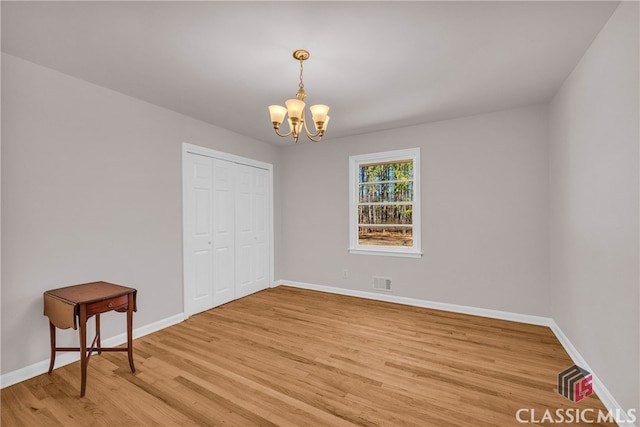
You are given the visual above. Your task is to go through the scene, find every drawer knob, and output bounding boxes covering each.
[108,301,114,308]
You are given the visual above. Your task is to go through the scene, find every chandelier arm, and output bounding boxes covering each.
[302,118,322,139]
[274,128,293,138]
[305,133,323,143]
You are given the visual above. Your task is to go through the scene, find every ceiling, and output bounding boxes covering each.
[1,1,619,146]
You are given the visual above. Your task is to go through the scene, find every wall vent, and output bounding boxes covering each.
[373,276,392,291]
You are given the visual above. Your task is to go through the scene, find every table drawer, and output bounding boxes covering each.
[86,294,129,315]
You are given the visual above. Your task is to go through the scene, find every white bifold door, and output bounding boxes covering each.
[184,151,271,317]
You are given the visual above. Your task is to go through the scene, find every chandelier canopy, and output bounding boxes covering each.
[268,50,330,143]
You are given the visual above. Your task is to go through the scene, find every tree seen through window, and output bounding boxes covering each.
[357,160,414,246]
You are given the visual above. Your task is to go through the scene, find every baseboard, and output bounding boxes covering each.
[272,279,552,326]
[273,280,635,426]
[0,313,185,389]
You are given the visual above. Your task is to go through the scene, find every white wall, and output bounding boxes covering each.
[0,53,282,375]
[549,1,639,413]
[280,105,550,317]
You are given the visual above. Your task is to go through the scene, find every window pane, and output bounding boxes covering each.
[359,181,413,203]
[359,183,390,203]
[358,205,413,225]
[359,160,413,183]
[358,226,413,247]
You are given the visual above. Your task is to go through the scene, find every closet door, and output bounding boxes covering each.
[184,153,214,315]
[212,158,236,307]
[183,146,271,317]
[251,167,270,294]
[235,165,270,298]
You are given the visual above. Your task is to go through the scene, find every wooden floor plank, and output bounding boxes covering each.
[1,286,616,426]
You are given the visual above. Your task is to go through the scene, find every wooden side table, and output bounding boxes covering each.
[43,281,137,397]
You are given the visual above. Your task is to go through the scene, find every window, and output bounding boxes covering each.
[349,148,421,258]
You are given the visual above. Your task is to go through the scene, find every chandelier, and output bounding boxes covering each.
[268,49,330,143]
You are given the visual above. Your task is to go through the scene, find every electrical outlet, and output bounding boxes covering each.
[342,269,349,279]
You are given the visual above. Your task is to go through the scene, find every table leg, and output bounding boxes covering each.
[96,313,101,355]
[127,293,135,373]
[47,321,56,374]
[79,304,88,397]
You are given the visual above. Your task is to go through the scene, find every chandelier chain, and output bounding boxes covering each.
[298,60,305,90]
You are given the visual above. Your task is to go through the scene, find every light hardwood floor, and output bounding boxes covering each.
[1,286,615,426]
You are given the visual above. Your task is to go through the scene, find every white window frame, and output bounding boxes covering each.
[349,148,422,258]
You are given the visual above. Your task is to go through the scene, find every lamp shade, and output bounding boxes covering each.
[310,104,329,123]
[285,99,305,120]
[268,105,288,124]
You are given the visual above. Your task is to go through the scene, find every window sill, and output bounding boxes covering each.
[348,248,423,258]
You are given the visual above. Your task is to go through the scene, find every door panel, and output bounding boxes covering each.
[235,164,255,297]
[236,165,269,298]
[212,159,235,307]
[185,154,214,315]
[252,169,269,289]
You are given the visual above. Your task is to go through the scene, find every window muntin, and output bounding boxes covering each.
[349,149,421,257]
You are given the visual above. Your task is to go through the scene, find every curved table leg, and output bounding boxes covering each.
[127,293,135,373]
[96,314,101,355]
[79,304,88,397]
[47,321,56,374]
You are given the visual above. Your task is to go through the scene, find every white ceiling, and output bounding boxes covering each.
[1,1,619,146]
